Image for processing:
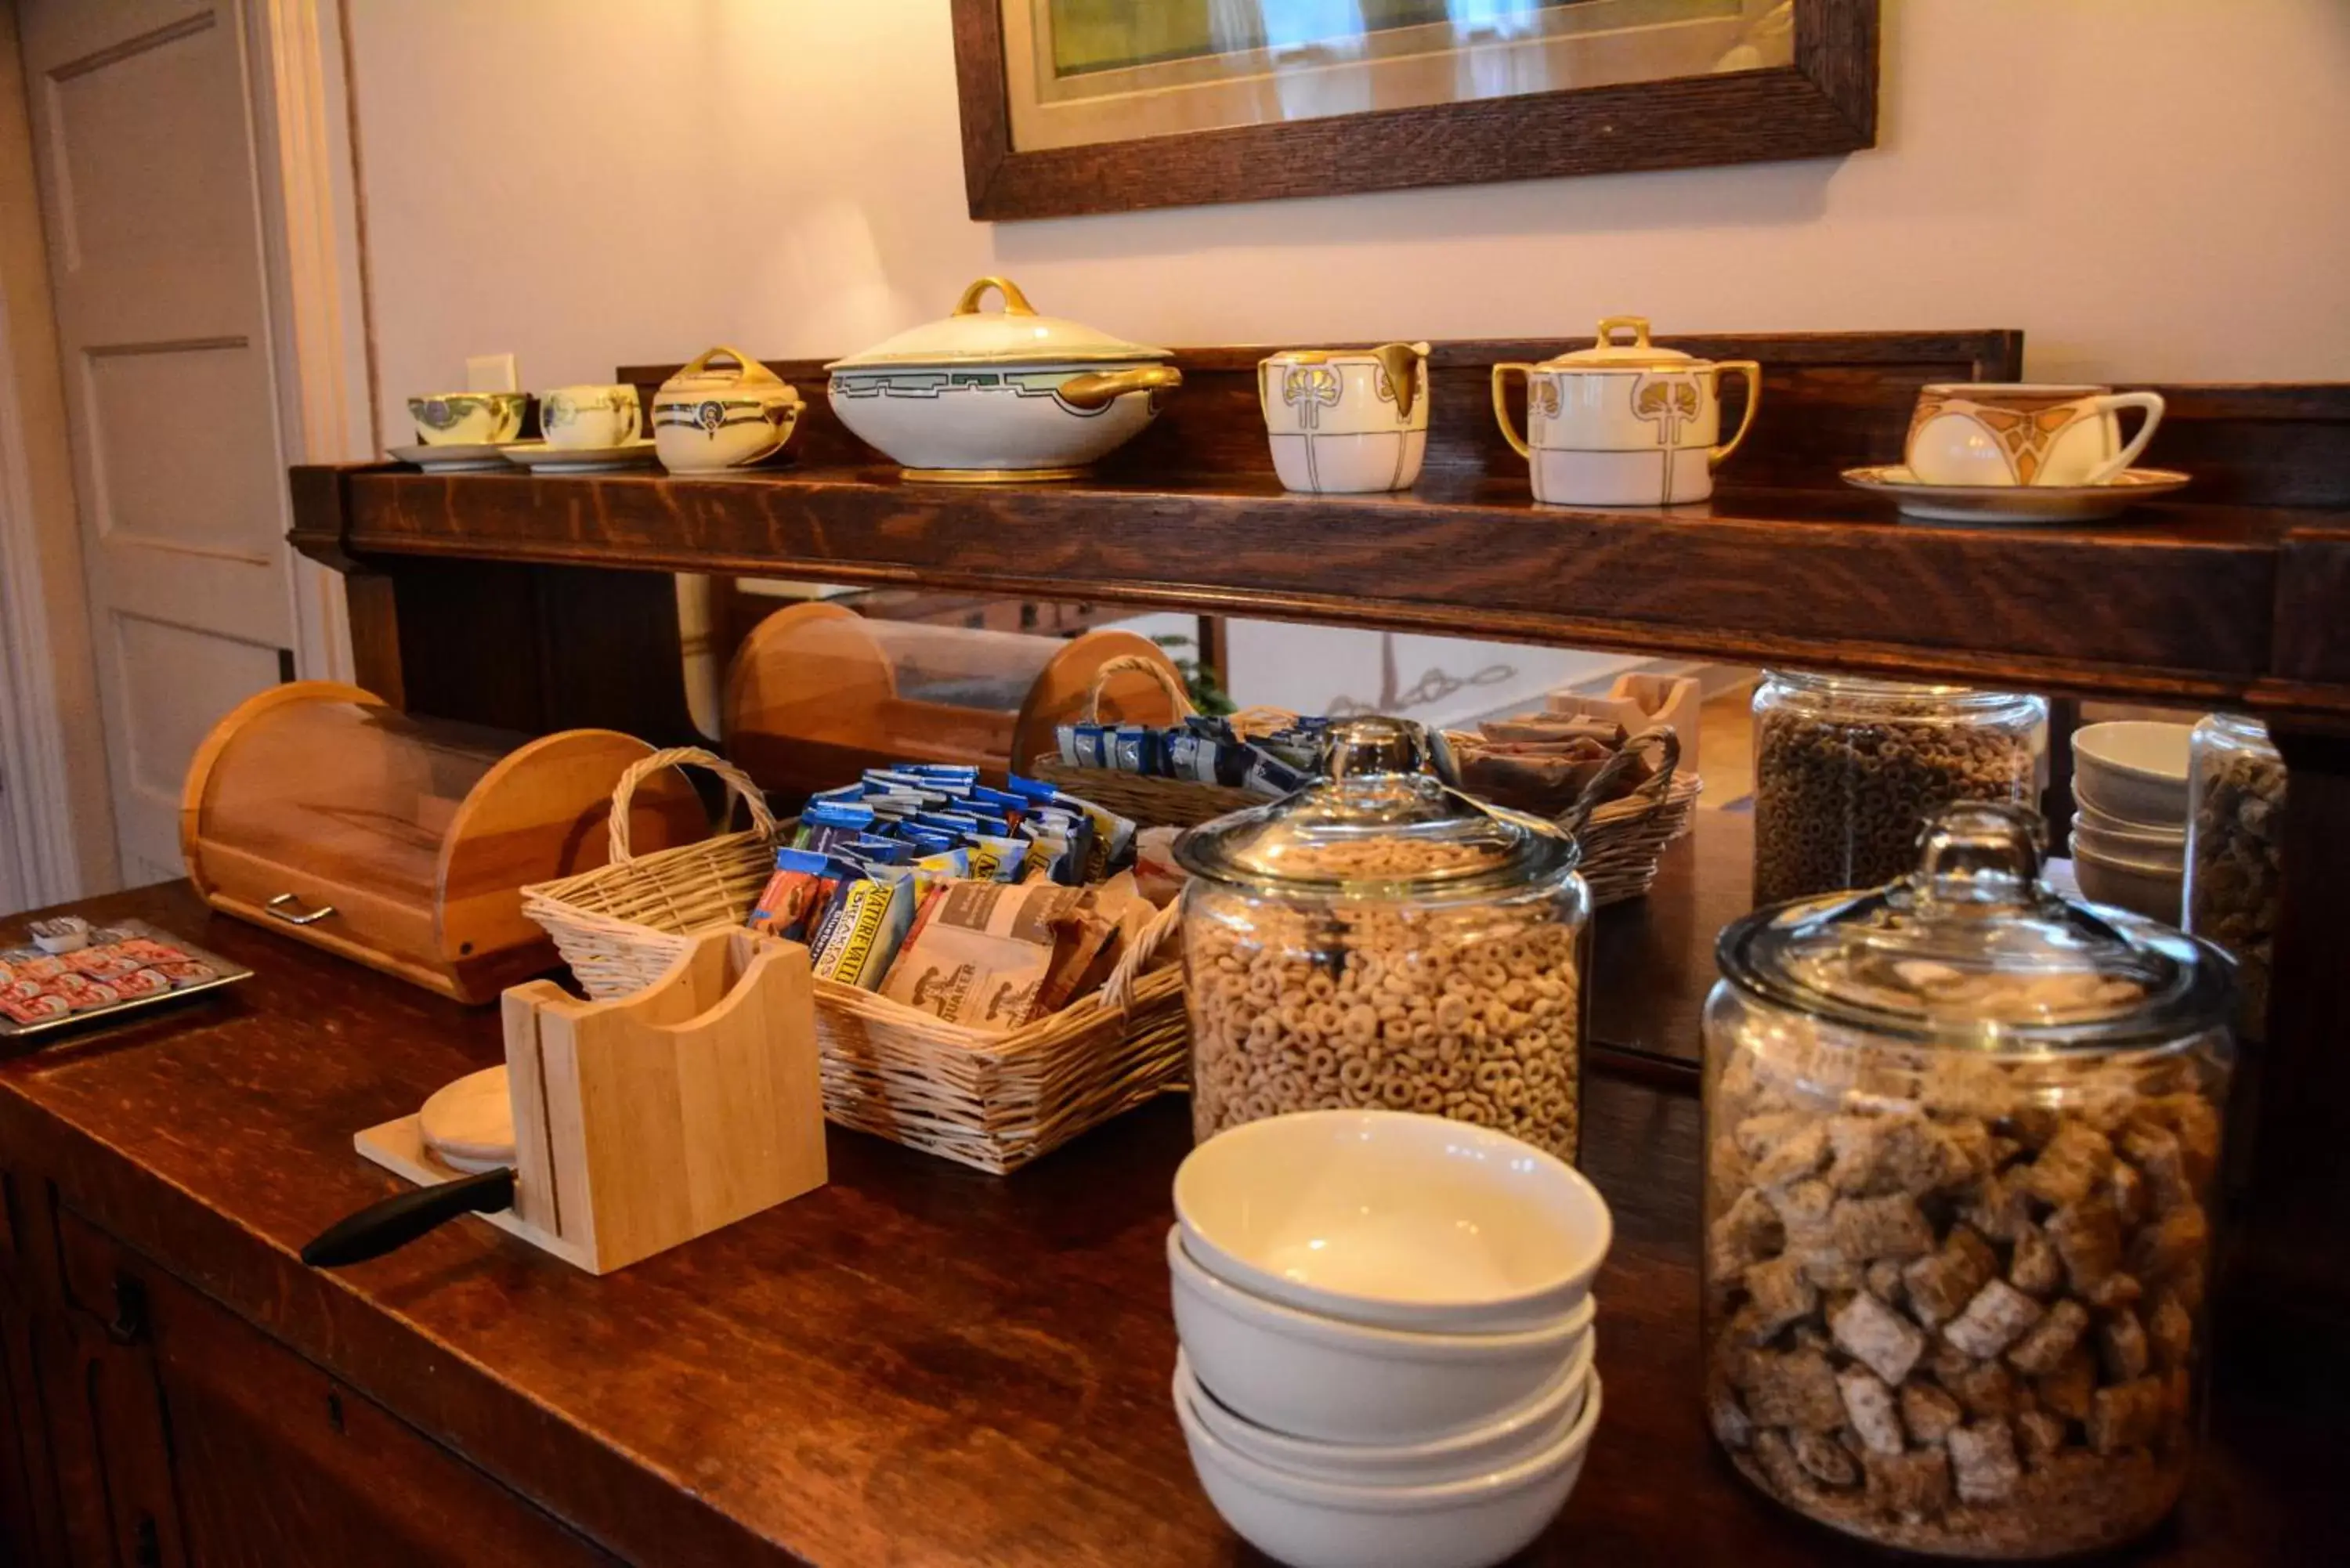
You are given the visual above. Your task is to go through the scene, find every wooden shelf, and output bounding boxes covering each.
[2,883,2340,1567]
[300,461,2345,718]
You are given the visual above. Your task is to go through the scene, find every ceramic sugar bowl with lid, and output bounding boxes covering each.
[1702,801,2235,1559]
[652,347,804,475]
[1493,316,1761,507]
[1175,716,1591,1163]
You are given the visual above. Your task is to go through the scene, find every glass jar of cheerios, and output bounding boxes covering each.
[1175,716,1590,1162]
[1752,671,2047,906]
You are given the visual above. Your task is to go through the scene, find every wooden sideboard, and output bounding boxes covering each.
[0,329,2345,1565]
[0,854,2343,1566]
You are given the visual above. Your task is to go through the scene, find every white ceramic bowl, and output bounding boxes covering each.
[2073,800,2185,845]
[1168,1227,1593,1445]
[2073,847,2183,925]
[2069,812,2185,870]
[2072,721,2192,826]
[1176,1362,1603,1568]
[1173,1109,1612,1334]
[1177,1328,1593,1487]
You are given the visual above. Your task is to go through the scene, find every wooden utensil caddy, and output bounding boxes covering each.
[180,681,704,1003]
[356,927,826,1274]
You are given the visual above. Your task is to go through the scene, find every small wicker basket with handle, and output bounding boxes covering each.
[522,747,1189,1172]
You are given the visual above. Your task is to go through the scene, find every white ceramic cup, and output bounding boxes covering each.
[1906,383,2165,487]
[407,392,525,447]
[538,384,642,450]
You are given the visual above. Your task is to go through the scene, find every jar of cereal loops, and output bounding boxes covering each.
[1175,715,1589,1161]
[1705,801,2235,1559]
[1753,670,2046,907]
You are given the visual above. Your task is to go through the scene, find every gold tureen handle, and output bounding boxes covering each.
[955,276,1037,316]
[1058,364,1183,410]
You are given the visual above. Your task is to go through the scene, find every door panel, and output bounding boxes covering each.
[19,0,299,878]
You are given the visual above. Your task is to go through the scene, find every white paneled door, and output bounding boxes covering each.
[16,0,302,885]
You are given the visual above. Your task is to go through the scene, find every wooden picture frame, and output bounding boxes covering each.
[953,0,1878,221]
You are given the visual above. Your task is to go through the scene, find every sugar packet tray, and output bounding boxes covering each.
[0,919,251,1042]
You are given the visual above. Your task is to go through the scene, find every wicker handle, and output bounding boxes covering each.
[1099,898,1183,1014]
[607,746,777,863]
[1560,725,1683,839]
[1086,655,1196,723]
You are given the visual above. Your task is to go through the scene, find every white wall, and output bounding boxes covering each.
[348,0,2350,422]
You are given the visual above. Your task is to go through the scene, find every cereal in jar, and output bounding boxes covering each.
[1175,717,1590,1162]
[1705,802,2234,1559]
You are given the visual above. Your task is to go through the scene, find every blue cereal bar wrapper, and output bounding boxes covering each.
[794,802,876,854]
[1110,724,1152,774]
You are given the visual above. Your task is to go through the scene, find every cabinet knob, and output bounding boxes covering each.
[106,1273,149,1346]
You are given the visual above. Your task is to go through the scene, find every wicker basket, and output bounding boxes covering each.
[1033,662,1701,905]
[521,747,1190,1173]
[1548,725,1704,906]
[1027,656,1295,828]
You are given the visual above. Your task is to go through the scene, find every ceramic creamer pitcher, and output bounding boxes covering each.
[1493,317,1760,507]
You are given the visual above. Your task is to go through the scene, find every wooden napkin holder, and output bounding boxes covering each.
[355,928,826,1274]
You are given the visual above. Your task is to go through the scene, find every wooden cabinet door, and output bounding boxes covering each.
[53,1210,620,1568]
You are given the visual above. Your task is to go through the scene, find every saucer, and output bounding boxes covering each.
[389,441,514,473]
[502,438,659,474]
[1842,465,2190,524]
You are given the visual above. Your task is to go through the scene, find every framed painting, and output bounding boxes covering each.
[951,0,1878,220]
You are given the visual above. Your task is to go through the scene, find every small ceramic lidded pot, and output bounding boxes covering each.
[1493,317,1760,507]
[652,348,804,475]
[1257,342,1430,494]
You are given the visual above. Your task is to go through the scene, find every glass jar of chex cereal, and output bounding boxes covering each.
[1704,802,2235,1559]
[1174,716,1591,1163]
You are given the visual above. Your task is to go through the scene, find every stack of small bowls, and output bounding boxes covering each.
[1167,1110,1613,1568]
[2070,720,2193,921]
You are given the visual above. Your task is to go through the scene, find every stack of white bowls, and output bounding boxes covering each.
[2070,721,2193,922]
[1166,1110,1613,1568]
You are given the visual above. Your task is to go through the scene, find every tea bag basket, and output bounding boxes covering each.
[1027,659,1701,906]
[522,747,1188,1173]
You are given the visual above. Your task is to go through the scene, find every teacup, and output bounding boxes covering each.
[1906,383,2165,488]
[538,384,642,450]
[1258,342,1430,494]
[407,392,525,447]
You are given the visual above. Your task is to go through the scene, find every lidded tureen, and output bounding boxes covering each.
[826,276,1180,481]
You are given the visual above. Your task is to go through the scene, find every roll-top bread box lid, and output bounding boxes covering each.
[179,681,707,1003]
[721,602,1186,800]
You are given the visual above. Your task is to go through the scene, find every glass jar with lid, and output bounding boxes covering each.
[1704,802,2234,1559]
[1753,670,2046,905]
[2185,712,2285,1036]
[1175,716,1591,1161]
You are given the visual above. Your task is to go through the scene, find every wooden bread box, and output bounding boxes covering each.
[180,681,705,1003]
[721,601,1184,800]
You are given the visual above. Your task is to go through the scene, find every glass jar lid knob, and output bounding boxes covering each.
[1913,800,2046,909]
[1325,716,1426,779]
